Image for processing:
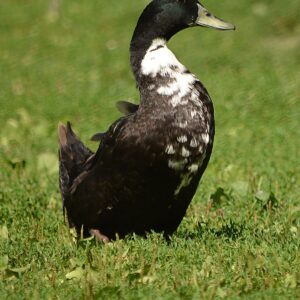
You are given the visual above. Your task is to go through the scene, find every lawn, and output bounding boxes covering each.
[0,0,300,298]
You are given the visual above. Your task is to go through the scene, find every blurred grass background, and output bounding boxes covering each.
[0,0,300,298]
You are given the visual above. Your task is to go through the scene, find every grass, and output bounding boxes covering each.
[0,0,300,298]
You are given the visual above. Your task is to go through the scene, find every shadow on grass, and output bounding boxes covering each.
[178,219,245,241]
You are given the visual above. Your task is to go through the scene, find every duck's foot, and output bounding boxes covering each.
[90,229,110,244]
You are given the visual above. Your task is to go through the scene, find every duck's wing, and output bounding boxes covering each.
[58,122,95,225]
[63,116,132,235]
[90,131,106,142]
[116,100,139,115]
[90,101,139,142]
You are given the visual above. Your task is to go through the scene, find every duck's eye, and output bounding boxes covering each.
[205,12,211,17]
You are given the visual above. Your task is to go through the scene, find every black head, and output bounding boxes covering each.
[131,0,235,51]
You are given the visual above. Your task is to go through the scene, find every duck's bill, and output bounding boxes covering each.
[195,3,235,30]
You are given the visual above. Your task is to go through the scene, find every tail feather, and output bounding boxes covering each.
[58,122,94,222]
[58,121,93,165]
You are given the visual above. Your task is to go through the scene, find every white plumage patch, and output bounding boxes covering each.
[170,94,188,107]
[157,82,179,96]
[188,164,199,173]
[198,145,203,153]
[190,90,202,107]
[177,135,188,143]
[181,146,191,158]
[165,144,176,155]
[191,110,198,118]
[177,120,188,128]
[190,137,198,148]
[169,73,195,107]
[141,39,185,76]
[201,133,210,144]
[168,159,187,171]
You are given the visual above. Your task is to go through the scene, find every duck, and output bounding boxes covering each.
[58,0,235,243]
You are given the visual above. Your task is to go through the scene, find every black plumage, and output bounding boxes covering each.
[58,0,234,242]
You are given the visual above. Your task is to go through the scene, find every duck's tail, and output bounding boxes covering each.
[58,122,93,220]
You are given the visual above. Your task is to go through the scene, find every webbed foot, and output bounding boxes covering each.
[90,229,110,244]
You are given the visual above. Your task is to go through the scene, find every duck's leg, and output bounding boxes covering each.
[90,229,110,244]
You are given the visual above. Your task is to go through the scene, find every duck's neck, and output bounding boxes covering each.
[130,38,187,88]
[130,23,186,88]
[130,37,199,110]
[130,37,164,78]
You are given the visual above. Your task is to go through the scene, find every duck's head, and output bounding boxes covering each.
[131,0,235,50]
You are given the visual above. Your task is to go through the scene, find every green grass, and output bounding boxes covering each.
[1,0,300,298]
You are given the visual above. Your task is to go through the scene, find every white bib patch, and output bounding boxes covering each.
[141,38,197,108]
[141,39,186,77]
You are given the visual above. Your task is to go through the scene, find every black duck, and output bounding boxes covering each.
[58,0,235,242]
